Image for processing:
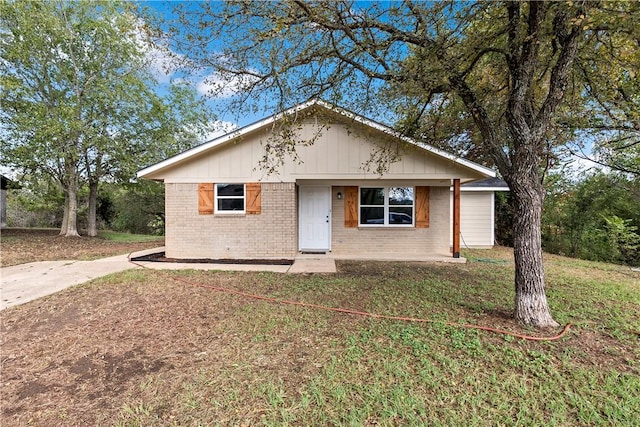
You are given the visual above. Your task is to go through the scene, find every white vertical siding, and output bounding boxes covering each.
[154,122,488,183]
[450,191,495,248]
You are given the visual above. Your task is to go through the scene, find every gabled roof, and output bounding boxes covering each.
[137,99,495,179]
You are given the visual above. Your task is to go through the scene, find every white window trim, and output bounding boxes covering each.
[214,183,246,214]
[359,186,415,227]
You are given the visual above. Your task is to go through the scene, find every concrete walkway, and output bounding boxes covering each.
[0,248,336,311]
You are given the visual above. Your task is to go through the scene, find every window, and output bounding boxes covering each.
[360,187,414,226]
[215,184,245,213]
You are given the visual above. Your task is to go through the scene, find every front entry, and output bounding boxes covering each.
[298,186,331,252]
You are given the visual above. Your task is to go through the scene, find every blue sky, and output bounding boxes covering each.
[140,1,404,134]
[139,1,257,138]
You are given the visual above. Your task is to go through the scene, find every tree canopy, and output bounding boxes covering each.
[0,0,213,236]
[172,0,640,327]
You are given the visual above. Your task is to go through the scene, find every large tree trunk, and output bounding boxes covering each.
[508,174,559,328]
[64,183,80,237]
[59,189,69,236]
[87,180,98,237]
[61,165,80,237]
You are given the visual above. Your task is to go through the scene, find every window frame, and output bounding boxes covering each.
[359,186,415,227]
[214,183,246,214]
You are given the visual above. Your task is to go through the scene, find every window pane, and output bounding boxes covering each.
[218,198,244,211]
[389,207,413,224]
[360,207,384,225]
[217,184,244,197]
[360,188,384,205]
[389,187,413,205]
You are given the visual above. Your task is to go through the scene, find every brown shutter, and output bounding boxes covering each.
[246,183,261,214]
[415,186,430,228]
[198,183,214,215]
[344,186,358,228]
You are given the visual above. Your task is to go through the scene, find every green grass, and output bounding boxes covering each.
[107,249,639,426]
[5,247,636,426]
[97,230,164,243]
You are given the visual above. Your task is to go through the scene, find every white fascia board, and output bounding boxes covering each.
[461,187,510,192]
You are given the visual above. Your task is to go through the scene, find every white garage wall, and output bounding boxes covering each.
[450,191,495,248]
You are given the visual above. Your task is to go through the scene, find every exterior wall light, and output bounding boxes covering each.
[337,192,343,200]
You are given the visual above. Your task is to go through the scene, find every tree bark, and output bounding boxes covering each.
[507,174,559,328]
[61,163,80,237]
[64,183,80,237]
[59,189,69,236]
[87,180,98,237]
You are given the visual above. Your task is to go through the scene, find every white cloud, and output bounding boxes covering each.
[130,18,184,83]
[563,154,607,178]
[196,73,238,98]
[145,45,183,83]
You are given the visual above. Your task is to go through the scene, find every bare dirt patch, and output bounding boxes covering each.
[0,270,353,425]
[0,228,163,267]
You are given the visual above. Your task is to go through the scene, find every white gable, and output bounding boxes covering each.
[138,100,494,183]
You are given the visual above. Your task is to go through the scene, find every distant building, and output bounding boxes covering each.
[1,174,12,228]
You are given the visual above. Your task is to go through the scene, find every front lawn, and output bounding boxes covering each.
[1,247,638,426]
[0,228,163,267]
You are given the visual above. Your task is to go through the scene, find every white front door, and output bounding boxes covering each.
[299,186,331,251]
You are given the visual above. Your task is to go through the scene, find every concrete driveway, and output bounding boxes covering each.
[0,253,138,311]
[1,248,336,311]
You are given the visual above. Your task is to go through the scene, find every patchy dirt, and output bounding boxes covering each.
[1,265,637,426]
[1,233,638,426]
[0,228,163,267]
[0,270,352,426]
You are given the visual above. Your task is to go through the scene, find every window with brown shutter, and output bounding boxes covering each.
[198,183,214,215]
[246,183,261,214]
[415,186,430,228]
[344,186,358,227]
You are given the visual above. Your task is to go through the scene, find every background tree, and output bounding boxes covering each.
[100,180,166,235]
[5,173,65,229]
[0,0,212,236]
[543,172,640,266]
[174,0,640,327]
[565,2,640,176]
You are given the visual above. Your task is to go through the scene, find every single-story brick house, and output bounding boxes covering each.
[137,99,497,260]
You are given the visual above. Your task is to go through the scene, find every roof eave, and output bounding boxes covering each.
[461,187,510,192]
